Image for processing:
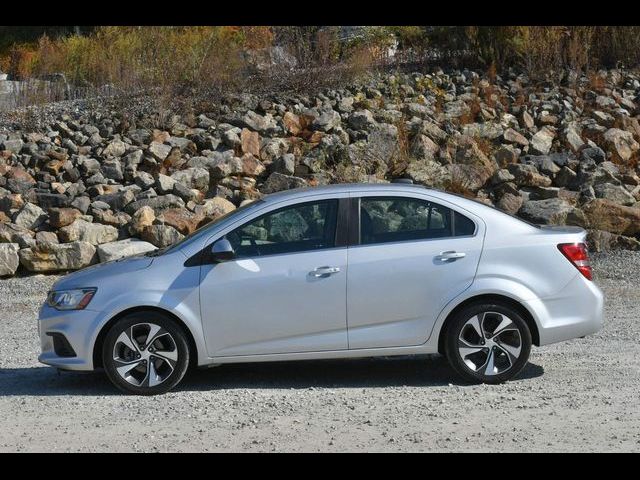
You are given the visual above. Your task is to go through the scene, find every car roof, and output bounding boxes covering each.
[262,182,478,211]
[263,182,429,202]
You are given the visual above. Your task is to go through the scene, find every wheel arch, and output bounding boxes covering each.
[92,306,199,370]
[437,293,540,354]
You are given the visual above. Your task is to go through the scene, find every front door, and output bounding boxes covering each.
[199,198,348,357]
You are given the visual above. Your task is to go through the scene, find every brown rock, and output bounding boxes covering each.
[44,159,66,175]
[152,130,171,143]
[0,193,24,212]
[156,208,203,235]
[6,168,35,184]
[496,192,523,215]
[583,199,640,236]
[130,206,156,235]
[240,128,260,157]
[240,154,266,177]
[48,208,82,228]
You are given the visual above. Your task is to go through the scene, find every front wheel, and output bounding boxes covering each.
[444,303,532,384]
[102,312,190,395]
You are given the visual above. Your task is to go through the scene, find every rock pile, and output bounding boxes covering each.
[2,67,640,276]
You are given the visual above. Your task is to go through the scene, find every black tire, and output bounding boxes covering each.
[444,302,532,384]
[102,311,190,395]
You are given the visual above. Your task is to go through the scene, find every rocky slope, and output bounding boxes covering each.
[1,67,640,277]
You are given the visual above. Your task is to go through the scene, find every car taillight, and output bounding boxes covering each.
[558,242,592,280]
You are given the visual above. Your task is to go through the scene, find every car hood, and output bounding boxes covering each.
[51,254,154,291]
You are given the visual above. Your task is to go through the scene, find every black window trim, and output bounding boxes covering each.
[349,195,478,248]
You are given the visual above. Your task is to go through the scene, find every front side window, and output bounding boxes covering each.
[226,199,339,258]
[359,196,474,245]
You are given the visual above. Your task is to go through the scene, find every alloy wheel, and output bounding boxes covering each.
[457,312,523,376]
[112,322,179,388]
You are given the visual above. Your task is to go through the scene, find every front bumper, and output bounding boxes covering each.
[525,273,604,346]
[38,304,101,371]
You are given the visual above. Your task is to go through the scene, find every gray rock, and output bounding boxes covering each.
[348,110,376,130]
[95,189,136,211]
[102,139,127,157]
[594,183,637,206]
[272,154,296,176]
[101,159,124,181]
[463,123,504,140]
[529,127,555,155]
[13,203,47,230]
[96,238,157,262]
[58,219,119,245]
[0,243,19,276]
[312,110,341,132]
[148,141,171,161]
[518,198,577,225]
[134,171,155,189]
[35,231,59,244]
[125,194,185,215]
[170,167,210,192]
[261,172,307,194]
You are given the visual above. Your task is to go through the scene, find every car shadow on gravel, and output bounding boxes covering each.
[0,356,544,396]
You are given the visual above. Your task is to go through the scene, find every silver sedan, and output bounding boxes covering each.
[38,183,604,395]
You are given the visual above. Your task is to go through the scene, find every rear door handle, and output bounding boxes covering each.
[311,266,341,277]
[436,251,466,261]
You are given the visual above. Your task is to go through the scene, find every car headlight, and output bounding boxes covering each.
[47,288,97,311]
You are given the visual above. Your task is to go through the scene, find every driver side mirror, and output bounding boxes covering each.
[210,238,235,263]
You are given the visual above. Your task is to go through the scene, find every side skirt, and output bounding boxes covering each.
[201,343,440,366]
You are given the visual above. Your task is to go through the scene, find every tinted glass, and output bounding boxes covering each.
[454,211,476,236]
[227,199,338,257]
[360,197,452,245]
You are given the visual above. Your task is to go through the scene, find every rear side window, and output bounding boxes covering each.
[359,197,475,245]
[454,211,476,236]
[227,199,339,257]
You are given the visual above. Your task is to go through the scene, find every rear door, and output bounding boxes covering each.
[346,192,484,349]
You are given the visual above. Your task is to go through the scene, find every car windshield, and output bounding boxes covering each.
[147,199,265,257]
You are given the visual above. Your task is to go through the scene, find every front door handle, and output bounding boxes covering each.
[311,266,341,277]
[436,251,466,261]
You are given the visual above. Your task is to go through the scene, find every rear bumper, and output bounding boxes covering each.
[524,274,604,346]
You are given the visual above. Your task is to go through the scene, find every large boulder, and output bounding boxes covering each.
[260,172,307,194]
[48,207,82,228]
[96,238,157,262]
[140,224,184,248]
[58,219,119,245]
[603,128,640,163]
[518,198,581,225]
[593,183,636,206]
[170,167,210,192]
[0,243,19,276]
[529,127,555,155]
[582,199,640,236]
[156,208,202,235]
[19,241,97,272]
[13,203,47,230]
[0,223,34,247]
[193,197,236,219]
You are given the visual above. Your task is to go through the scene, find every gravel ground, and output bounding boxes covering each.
[0,253,639,452]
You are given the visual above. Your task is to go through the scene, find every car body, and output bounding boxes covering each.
[38,183,604,394]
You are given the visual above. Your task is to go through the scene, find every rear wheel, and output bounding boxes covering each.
[444,303,532,384]
[102,312,190,395]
